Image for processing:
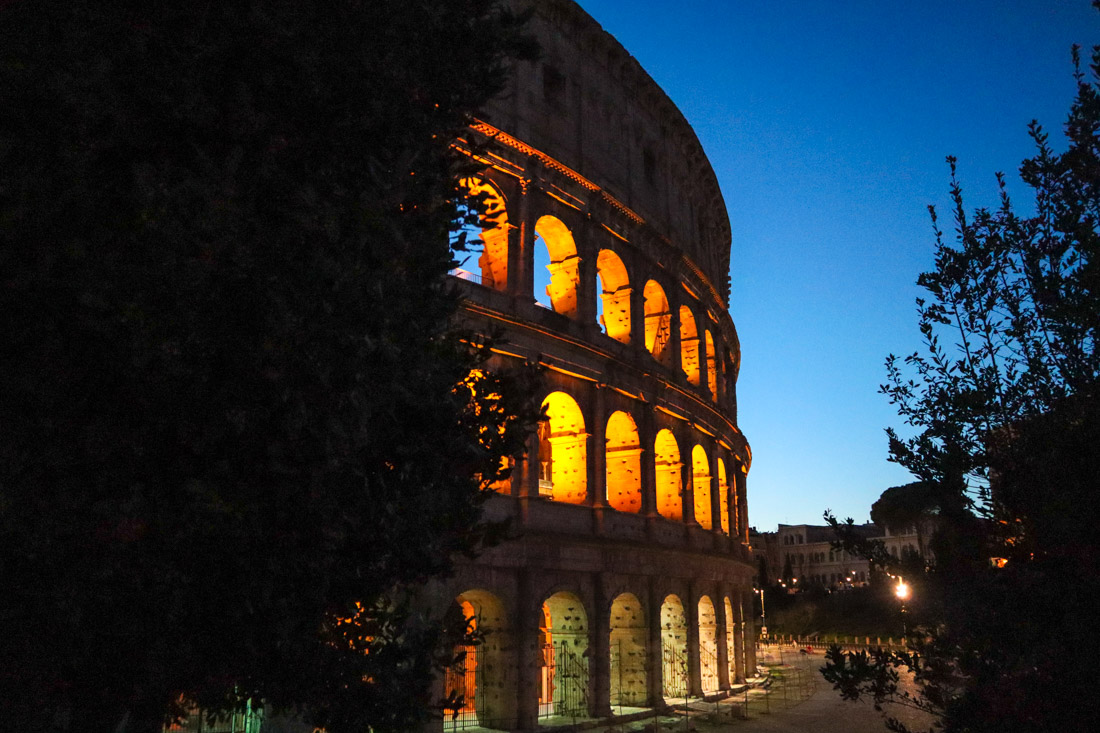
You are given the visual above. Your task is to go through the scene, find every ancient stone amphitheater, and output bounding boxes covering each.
[429,1,756,730]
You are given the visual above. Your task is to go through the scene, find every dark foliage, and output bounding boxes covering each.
[823,12,1100,732]
[0,1,537,731]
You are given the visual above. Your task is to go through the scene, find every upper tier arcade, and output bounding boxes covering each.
[482,0,732,304]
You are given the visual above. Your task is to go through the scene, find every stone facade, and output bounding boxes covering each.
[752,523,927,591]
[424,2,755,731]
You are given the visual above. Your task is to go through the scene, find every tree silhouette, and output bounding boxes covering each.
[0,2,537,731]
[824,18,1100,732]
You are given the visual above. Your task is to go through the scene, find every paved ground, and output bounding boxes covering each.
[704,648,933,733]
[586,646,933,733]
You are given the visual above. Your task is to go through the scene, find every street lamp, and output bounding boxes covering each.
[895,579,911,637]
[756,587,767,639]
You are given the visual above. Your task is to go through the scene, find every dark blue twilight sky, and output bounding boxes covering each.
[576,0,1099,530]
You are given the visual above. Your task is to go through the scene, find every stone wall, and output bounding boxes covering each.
[425,2,755,729]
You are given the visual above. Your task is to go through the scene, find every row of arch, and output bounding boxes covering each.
[528,391,746,538]
[452,177,738,405]
[442,587,756,729]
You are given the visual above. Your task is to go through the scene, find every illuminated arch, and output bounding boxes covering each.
[643,280,671,364]
[654,429,682,521]
[540,392,587,504]
[692,445,712,530]
[660,594,688,700]
[705,331,717,400]
[540,591,589,717]
[596,249,631,343]
[717,458,730,535]
[605,411,641,513]
[534,215,580,317]
[698,596,719,692]
[679,305,700,385]
[609,593,647,706]
[454,177,509,291]
[446,589,514,726]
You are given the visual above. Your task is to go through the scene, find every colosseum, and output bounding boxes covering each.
[429,1,756,730]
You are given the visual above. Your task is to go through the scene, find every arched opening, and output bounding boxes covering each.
[609,593,648,707]
[698,596,719,693]
[534,216,580,317]
[718,458,730,535]
[540,392,587,504]
[692,445,712,530]
[654,429,682,521]
[596,249,631,343]
[679,306,700,385]
[445,590,514,729]
[705,331,717,400]
[605,411,641,513]
[724,596,740,684]
[643,280,671,364]
[451,177,509,291]
[540,592,589,719]
[660,595,688,700]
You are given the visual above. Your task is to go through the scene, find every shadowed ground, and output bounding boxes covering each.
[588,644,933,733]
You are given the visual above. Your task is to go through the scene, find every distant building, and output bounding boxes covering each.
[751,523,925,591]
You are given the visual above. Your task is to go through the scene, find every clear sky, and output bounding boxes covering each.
[576,0,1098,530]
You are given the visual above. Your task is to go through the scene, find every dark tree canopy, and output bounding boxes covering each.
[869,482,936,535]
[0,2,537,732]
[869,481,937,558]
[824,14,1100,733]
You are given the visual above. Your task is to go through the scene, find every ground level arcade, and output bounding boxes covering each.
[423,496,757,732]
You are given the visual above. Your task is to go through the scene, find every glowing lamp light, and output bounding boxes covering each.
[895,581,910,601]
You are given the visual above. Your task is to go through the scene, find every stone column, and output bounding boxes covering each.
[708,439,723,538]
[577,218,598,330]
[724,450,737,544]
[742,589,757,676]
[686,583,702,697]
[736,468,750,545]
[517,430,539,526]
[508,178,531,298]
[697,312,710,398]
[732,594,746,684]
[515,570,540,730]
[639,406,659,538]
[668,296,682,375]
[713,341,725,405]
[647,578,665,707]
[679,426,696,528]
[630,263,647,350]
[590,575,612,717]
[717,590,730,691]
[590,384,607,534]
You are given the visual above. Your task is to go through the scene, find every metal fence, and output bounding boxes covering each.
[661,640,688,699]
[443,646,481,731]
[538,641,589,719]
[449,268,484,285]
[699,643,720,693]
